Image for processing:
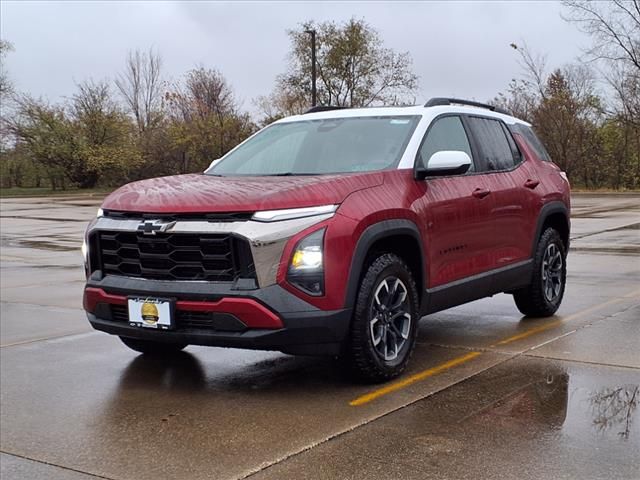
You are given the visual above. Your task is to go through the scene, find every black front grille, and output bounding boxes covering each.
[96,231,254,281]
[103,211,254,222]
[111,305,129,322]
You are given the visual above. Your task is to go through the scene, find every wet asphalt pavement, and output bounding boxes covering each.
[0,193,639,480]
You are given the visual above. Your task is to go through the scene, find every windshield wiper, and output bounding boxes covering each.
[266,172,316,176]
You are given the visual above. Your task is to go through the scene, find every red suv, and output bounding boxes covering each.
[82,98,570,382]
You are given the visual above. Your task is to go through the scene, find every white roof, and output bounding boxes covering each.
[277,104,530,126]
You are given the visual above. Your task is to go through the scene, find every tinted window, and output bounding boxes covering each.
[418,116,473,170]
[501,123,522,165]
[208,116,420,176]
[466,117,515,171]
[511,123,552,162]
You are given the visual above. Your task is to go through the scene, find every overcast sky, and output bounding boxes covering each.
[1,1,590,115]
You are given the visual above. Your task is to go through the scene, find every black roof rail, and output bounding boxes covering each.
[424,97,510,116]
[304,105,348,114]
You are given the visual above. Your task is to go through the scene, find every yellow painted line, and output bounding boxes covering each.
[623,287,640,298]
[349,351,482,406]
[494,290,639,347]
[349,288,640,407]
[494,320,562,346]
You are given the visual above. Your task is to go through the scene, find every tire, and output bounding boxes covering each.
[346,253,419,383]
[513,228,567,317]
[119,336,188,355]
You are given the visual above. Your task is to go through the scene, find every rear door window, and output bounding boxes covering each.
[466,117,516,172]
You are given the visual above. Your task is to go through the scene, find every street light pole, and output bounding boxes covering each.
[305,29,317,107]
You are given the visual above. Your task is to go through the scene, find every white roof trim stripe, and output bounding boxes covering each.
[276,104,530,126]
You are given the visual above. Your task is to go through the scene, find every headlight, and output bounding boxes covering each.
[253,205,337,222]
[81,238,88,261]
[291,245,322,270]
[96,208,104,218]
[287,228,325,296]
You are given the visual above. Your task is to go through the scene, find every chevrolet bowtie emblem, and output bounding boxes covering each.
[137,220,176,235]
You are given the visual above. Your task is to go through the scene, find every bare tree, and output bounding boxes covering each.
[495,44,604,186]
[0,40,14,100]
[510,43,549,99]
[563,1,640,186]
[115,49,164,133]
[166,67,255,171]
[563,0,640,71]
[255,88,309,125]
[563,1,640,122]
[590,385,638,439]
[0,40,16,151]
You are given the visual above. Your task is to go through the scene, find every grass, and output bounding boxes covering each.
[0,186,112,198]
[571,188,640,194]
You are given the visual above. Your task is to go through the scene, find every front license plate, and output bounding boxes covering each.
[128,297,174,330]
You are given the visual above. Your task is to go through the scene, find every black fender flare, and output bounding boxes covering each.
[531,201,570,256]
[344,219,426,310]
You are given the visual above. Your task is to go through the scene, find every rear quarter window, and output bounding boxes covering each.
[511,124,552,162]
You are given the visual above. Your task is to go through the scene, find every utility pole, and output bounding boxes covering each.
[305,29,317,107]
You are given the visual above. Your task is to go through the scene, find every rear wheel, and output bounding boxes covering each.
[119,336,188,355]
[513,228,567,317]
[346,253,419,383]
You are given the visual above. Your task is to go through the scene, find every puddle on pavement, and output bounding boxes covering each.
[0,215,87,222]
[572,204,640,218]
[572,246,640,255]
[36,264,82,270]
[11,239,79,252]
[468,360,639,445]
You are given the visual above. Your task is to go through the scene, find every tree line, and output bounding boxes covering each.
[495,1,640,190]
[1,48,255,189]
[1,1,638,191]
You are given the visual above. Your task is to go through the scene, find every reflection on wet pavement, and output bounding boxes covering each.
[251,357,640,480]
[470,362,640,442]
[116,352,208,392]
[12,239,79,252]
[471,366,570,430]
[590,385,638,439]
[1,193,639,479]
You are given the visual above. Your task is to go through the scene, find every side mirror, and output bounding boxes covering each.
[415,151,472,179]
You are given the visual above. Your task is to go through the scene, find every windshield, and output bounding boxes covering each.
[207,115,420,176]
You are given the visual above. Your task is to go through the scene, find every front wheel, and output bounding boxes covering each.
[119,336,188,355]
[513,228,567,317]
[346,253,419,383]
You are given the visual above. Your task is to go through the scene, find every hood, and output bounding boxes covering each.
[101,172,384,214]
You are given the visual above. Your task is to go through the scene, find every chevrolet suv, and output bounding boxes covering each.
[82,98,570,382]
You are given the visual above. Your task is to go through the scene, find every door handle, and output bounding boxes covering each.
[472,188,491,199]
[524,179,540,189]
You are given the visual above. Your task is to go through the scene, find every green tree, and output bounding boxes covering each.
[8,96,91,187]
[562,0,640,189]
[495,45,607,189]
[260,18,419,120]
[533,67,604,186]
[71,80,142,186]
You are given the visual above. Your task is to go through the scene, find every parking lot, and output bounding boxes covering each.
[1,193,638,480]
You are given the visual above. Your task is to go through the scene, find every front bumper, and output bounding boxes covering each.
[84,275,351,356]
